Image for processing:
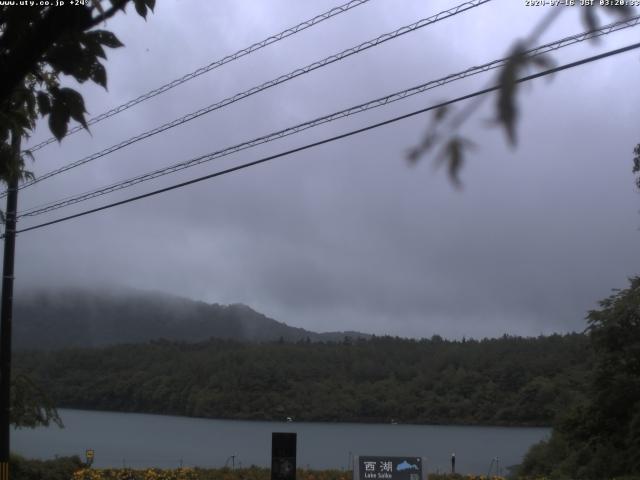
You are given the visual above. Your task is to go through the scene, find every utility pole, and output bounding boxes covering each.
[0,132,20,480]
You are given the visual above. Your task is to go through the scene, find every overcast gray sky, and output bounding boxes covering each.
[13,0,640,339]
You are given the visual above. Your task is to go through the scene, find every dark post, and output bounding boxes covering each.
[271,432,296,480]
[450,453,455,474]
[0,133,20,480]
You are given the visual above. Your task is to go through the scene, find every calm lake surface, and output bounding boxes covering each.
[14,409,549,475]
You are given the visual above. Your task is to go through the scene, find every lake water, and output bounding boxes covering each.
[13,409,549,475]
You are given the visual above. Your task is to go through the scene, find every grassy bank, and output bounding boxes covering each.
[10,457,506,480]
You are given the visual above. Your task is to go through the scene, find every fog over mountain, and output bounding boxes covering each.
[13,1,640,339]
[13,287,369,350]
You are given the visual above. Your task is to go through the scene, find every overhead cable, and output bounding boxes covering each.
[17,15,640,219]
[8,0,491,197]
[10,41,640,237]
[25,0,374,153]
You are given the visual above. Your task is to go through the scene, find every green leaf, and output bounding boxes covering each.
[496,42,527,146]
[133,0,149,19]
[45,43,96,83]
[46,44,82,71]
[81,32,107,59]
[36,92,51,116]
[59,88,88,130]
[48,105,68,141]
[91,29,124,49]
[90,63,107,89]
[436,136,475,187]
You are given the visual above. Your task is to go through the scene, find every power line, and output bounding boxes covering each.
[7,0,491,197]
[24,0,373,154]
[10,41,640,237]
[17,15,640,219]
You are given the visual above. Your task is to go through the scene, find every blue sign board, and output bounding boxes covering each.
[358,456,422,480]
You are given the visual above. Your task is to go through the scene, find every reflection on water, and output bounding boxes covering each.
[13,409,549,474]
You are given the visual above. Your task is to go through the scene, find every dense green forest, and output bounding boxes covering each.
[517,277,640,479]
[17,334,589,426]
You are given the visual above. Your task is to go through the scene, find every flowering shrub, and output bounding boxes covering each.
[72,467,199,480]
[71,469,507,480]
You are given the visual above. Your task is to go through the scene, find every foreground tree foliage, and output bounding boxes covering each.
[10,454,84,480]
[17,334,589,426]
[409,6,634,185]
[9,371,61,429]
[518,277,640,479]
[0,0,155,179]
[0,0,155,428]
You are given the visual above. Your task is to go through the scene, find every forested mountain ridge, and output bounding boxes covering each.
[17,334,590,426]
[13,287,368,349]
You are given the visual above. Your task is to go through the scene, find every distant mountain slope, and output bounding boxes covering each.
[13,287,368,349]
